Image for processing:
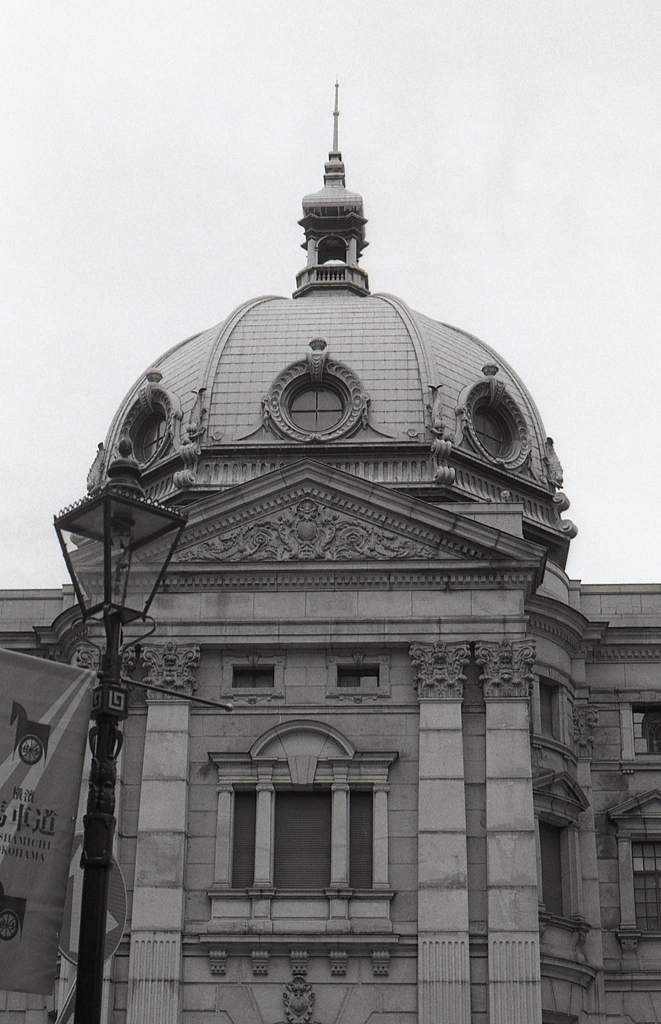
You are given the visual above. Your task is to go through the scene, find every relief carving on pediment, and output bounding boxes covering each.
[176,497,440,562]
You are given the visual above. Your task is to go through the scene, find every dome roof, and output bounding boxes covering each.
[105,289,549,477]
[94,89,575,565]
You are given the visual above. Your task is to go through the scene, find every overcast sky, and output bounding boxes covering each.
[1,1,660,589]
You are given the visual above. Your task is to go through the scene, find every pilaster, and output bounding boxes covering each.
[475,639,542,1024]
[410,641,472,1024]
[126,643,199,1024]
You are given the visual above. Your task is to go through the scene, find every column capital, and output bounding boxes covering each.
[409,641,471,700]
[573,704,599,759]
[141,641,200,699]
[474,638,535,698]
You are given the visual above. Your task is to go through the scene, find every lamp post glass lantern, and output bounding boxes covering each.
[54,438,187,1024]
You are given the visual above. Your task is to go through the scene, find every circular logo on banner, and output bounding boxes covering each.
[58,833,127,964]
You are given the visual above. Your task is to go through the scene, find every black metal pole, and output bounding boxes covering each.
[74,611,126,1024]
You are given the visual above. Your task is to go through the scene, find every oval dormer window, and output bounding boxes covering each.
[472,403,513,459]
[289,386,344,432]
[133,411,167,464]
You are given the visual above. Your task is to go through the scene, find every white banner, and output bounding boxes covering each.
[0,649,93,993]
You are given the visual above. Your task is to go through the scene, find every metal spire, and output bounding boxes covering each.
[332,79,340,153]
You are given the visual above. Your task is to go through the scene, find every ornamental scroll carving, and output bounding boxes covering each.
[428,384,456,485]
[474,639,536,698]
[177,498,439,562]
[573,704,599,759]
[409,641,471,699]
[283,977,315,1024]
[140,641,200,699]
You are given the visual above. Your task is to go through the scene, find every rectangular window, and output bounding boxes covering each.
[350,791,373,888]
[232,666,274,688]
[232,791,256,888]
[274,792,331,889]
[633,841,661,929]
[539,680,555,738]
[337,666,379,688]
[540,821,564,916]
[633,707,661,754]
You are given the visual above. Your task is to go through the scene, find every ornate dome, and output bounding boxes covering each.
[93,93,576,567]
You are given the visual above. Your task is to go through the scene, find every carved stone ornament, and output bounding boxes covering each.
[72,644,136,678]
[544,437,564,489]
[474,639,536,698]
[140,642,200,698]
[455,365,531,471]
[573,704,599,759]
[409,641,471,699]
[262,338,370,442]
[177,497,440,562]
[427,384,456,485]
[283,977,315,1024]
[117,373,208,486]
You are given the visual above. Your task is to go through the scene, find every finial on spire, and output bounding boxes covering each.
[332,79,340,154]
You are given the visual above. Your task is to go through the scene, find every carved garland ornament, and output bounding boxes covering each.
[456,364,531,471]
[177,497,439,562]
[262,338,370,442]
[474,638,536,698]
[409,641,471,699]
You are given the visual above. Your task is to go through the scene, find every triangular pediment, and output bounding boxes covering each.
[609,789,661,827]
[533,770,589,819]
[171,460,545,572]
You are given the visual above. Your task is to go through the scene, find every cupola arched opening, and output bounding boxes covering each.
[317,235,347,264]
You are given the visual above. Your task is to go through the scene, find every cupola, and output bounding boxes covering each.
[294,83,369,297]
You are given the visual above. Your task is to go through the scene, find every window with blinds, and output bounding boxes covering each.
[633,841,661,929]
[274,792,332,889]
[350,791,373,888]
[540,821,564,916]
[539,679,556,738]
[232,791,256,888]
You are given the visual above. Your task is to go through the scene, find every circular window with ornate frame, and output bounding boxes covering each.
[122,371,180,467]
[262,339,370,442]
[460,366,530,470]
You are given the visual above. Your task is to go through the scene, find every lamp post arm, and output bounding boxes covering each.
[120,676,233,710]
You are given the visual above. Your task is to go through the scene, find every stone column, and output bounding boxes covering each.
[330,770,350,887]
[573,702,608,1021]
[126,642,199,1024]
[250,767,275,932]
[372,782,390,890]
[213,784,234,888]
[410,641,472,1024]
[475,639,542,1024]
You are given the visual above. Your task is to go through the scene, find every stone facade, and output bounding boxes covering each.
[1,121,658,1024]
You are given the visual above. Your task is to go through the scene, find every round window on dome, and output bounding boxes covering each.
[289,386,344,432]
[471,403,513,459]
[132,411,167,463]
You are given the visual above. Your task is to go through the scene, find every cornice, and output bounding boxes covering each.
[526,594,588,654]
[163,562,542,593]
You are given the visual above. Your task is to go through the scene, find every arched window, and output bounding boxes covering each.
[317,236,347,264]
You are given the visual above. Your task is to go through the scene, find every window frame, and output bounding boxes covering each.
[326,653,391,702]
[220,652,285,703]
[533,770,589,926]
[208,722,397,936]
[609,789,661,949]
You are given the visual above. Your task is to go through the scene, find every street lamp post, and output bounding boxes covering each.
[54,438,187,1024]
